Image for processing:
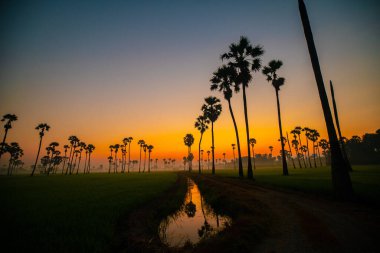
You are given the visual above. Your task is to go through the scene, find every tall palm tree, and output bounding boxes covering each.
[76,142,86,174]
[5,142,23,176]
[147,145,154,172]
[221,36,264,179]
[231,144,236,170]
[201,96,222,175]
[142,144,148,172]
[286,132,296,169]
[127,137,133,173]
[67,136,80,175]
[249,138,257,170]
[137,140,145,173]
[83,145,88,174]
[31,123,50,176]
[303,127,313,167]
[86,144,95,173]
[291,137,302,168]
[291,127,307,167]
[194,115,209,174]
[113,144,120,173]
[309,129,320,167]
[184,134,194,172]
[262,60,289,175]
[47,142,59,175]
[61,144,69,174]
[211,64,244,177]
[299,0,353,198]
[319,139,329,166]
[108,156,113,173]
[0,114,18,160]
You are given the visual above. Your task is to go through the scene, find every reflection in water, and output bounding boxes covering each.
[159,178,231,248]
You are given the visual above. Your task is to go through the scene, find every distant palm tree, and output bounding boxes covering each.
[137,140,145,173]
[147,145,154,172]
[269,146,274,158]
[86,144,95,173]
[61,144,70,174]
[0,114,18,160]
[76,142,86,174]
[300,145,308,165]
[286,132,296,169]
[291,137,302,168]
[67,136,80,175]
[142,144,148,172]
[221,36,264,179]
[231,144,236,170]
[201,96,222,175]
[291,127,307,167]
[83,146,88,174]
[249,138,257,170]
[319,139,329,166]
[194,115,209,174]
[108,156,113,173]
[46,142,59,175]
[303,127,313,167]
[262,60,288,175]
[184,134,194,172]
[113,144,120,173]
[5,142,23,176]
[309,129,320,167]
[206,150,210,170]
[31,123,50,176]
[211,64,244,177]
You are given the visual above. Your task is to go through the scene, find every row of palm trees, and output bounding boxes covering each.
[108,138,155,173]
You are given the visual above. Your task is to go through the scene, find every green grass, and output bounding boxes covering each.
[203,164,380,204]
[0,172,177,253]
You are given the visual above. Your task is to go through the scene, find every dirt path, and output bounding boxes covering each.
[194,175,379,253]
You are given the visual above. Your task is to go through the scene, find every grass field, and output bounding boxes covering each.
[206,164,380,204]
[0,172,177,253]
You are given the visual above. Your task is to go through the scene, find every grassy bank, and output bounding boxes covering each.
[0,172,177,253]
[201,165,380,204]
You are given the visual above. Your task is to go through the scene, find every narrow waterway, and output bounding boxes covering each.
[158,178,231,248]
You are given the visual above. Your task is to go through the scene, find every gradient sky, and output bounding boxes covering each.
[1,0,379,166]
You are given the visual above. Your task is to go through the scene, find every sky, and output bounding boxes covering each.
[1,0,379,167]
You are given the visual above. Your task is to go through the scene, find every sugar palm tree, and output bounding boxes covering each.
[113,144,120,173]
[221,36,264,179]
[194,115,209,174]
[147,145,154,172]
[309,129,320,167]
[184,134,194,172]
[142,144,148,172]
[206,150,210,170]
[1,114,18,160]
[319,139,329,166]
[127,137,133,172]
[86,144,95,173]
[303,127,313,167]
[76,142,86,174]
[269,146,274,158]
[31,123,50,176]
[5,142,23,176]
[291,137,302,168]
[211,64,244,177]
[61,144,69,174]
[67,136,80,175]
[262,60,289,175]
[249,138,257,170]
[137,140,145,173]
[108,156,113,173]
[231,144,236,170]
[286,132,296,169]
[47,142,59,175]
[83,146,88,174]
[299,0,353,198]
[201,96,222,175]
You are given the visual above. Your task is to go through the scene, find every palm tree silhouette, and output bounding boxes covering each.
[291,127,307,167]
[286,132,296,169]
[249,138,257,170]
[0,114,18,160]
[221,36,264,179]
[303,127,313,167]
[299,0,353,198]
[206,150,210,170]
[309,129,320,167]
[184,134,194,172]
[142,144,147,173]
[113,144,120,173]
[67,136,80,175]
[231,144,236,170]
[61,144,69,174]
[86,144,95,173]
[262,60,289,175]
[147,145,154,172]
[108,156,113,173]
[137,140,145,173]
[202,96,222,175]
[76,142,86,174]
[5,142,23,176]
[31,123,50,176]
[183,156,187,170]
[211,64,244,177]
[200,149,204,171]
[319,139,329,166]
[269,146,274,158]
[195,115,210,174]
[46,142,59,175]
[291,137,302,168]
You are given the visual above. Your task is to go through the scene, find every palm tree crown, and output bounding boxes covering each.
[201,96,222,122]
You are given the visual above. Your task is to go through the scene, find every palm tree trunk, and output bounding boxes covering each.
[275,89,289,176]
[198,133,203,174]
[286,132,296,168]
[148,152,151,173]
[83,153,88,174]
[306,138,312,167]
[65,147,73,175]
[252,146,256,170]
[31,136,43,176]
[227,99,244,177]
[317,146,323,167]
[87,153,91,173]
[128,143,131,173]
[0,128,9,160]
[312,142,317,167]
[330,81,352,172]
[143,151,146,173]
[298,135,307,167]
[211,122,215,174]
[7,158,12,176]
[242,85,253,179]
[299,0,353,199]
[76,154,82,174]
